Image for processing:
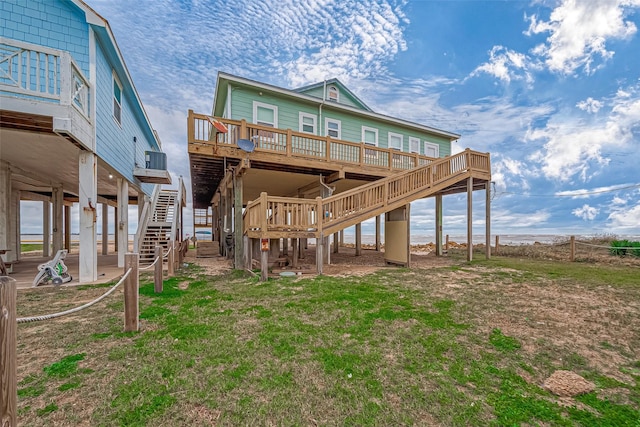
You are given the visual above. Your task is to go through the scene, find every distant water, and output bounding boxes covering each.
[337,233,640,245]
[20,233,639,246]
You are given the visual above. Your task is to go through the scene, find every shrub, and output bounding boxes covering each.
[610,240,630,257]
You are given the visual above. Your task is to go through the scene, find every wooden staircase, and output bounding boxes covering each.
[243,149,491,240]
[138,189,180,266]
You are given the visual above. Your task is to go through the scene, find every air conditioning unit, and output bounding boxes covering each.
[145,151,167,170]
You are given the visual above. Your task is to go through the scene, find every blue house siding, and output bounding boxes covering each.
[94,40,156,195]
[0,0,90,75]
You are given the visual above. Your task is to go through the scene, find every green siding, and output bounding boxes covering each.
[298,84,368,110]
[230,85,451,157]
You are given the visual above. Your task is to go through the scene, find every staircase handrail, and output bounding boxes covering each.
[134,184,162,252]
[243,149,490,236]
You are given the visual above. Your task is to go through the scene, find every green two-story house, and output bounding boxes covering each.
[188,71,491,276]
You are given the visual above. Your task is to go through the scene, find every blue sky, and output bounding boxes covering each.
[34,0,640,238]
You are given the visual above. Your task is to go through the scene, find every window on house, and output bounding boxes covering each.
[327,85,339,102]
[299,113,316,134]
[253,101,278,128]
[388,132,403,151]
[113,74,122,126]
[409,137,420,154]
[362,127,378,146]
[424,142,440,158]
[325,118,341,139]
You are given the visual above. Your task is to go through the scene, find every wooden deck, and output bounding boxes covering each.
[188,111,442,211]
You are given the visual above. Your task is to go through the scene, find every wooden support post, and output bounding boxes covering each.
[316,236,324,275]
[495,235,500,256]
[244,235,251,270]
[355,223,362,256]
[375,215,381,252]
[292,238,299,268]
[168,241,175,277]
[233,172,243,270]
[485,181,491,260]
[570,235,575,262]
[43,200,50,258]
[333,232,339,254]
[283,238,288,256]
[445,234,450,252]
[435,194,443,256]
[261,240,269,282]
[154,246,162,293]
[1,277,17,427]
[300,238,306,259]
[64,205,71,252]
[339,230,344,247]
[101,203,108,255]
[467,177,473,262]
[123,253,139,332]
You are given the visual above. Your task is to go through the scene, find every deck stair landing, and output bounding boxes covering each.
[139,189,179,266]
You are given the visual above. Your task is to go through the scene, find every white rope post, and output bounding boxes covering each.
[124,253,139,332]
[168,241,175,277]
[154,246,162,293]
[1,276,17,427]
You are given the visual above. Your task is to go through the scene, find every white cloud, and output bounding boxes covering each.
[527,82,640,182]
[607,201,640,228]
[525,0,640,75]
[572,204,599,220]
[576,97,603,113]
[470,46,539,84]
[492,209,551,228]
[555,183,640,198]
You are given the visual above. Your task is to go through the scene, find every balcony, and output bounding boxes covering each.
[0,37,92,149]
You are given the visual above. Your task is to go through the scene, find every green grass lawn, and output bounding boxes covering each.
[15,258,640,426]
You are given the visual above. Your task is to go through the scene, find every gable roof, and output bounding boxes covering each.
[212,72,461,141]
[294,79,373,112]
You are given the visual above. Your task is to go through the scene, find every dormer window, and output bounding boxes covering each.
[327,85,339,102]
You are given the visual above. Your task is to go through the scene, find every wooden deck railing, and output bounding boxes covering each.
[243,149,490,237]
[188,111,437,171]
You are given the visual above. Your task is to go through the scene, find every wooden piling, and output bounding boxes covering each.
[154,246,163,293]
[1,277,17,427]
[124,253,139,332]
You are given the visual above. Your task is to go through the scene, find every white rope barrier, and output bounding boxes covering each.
[17,268,133,324]
[139,255,161,270]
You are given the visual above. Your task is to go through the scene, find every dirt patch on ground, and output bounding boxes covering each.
[543,370,596,397]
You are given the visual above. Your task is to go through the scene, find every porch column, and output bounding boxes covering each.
[64,205,71,251]
[435,194,443,256]
[102,203,109,255]
[233,173,244,269]
[485,182,491,260]
[333,232,339,254]
[138,193,145,219]
[117,178,129,268]
[114,206,118,251]
[0,162,9,257]
[355,223,362,256]
[79,152,98,282]
[42,200,51,258]
[375,215,381,251]
[467,177,473,262]
[9,188,20,262]
[52,186,64,254]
